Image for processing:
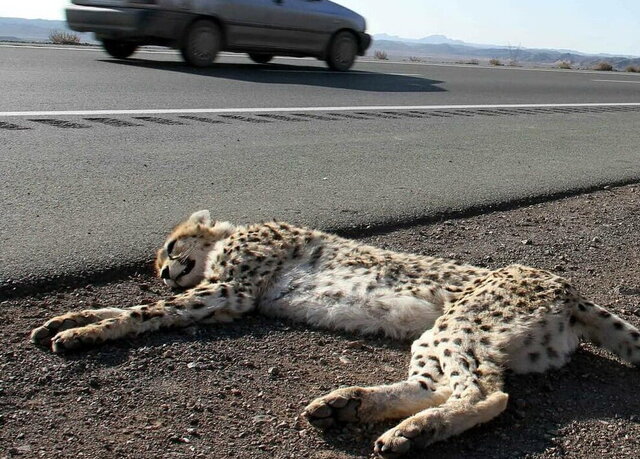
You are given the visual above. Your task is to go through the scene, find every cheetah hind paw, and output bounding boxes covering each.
[374,423,436,458]
[303,387,364,429]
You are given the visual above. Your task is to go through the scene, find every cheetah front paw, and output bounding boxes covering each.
[303,387,365,429]
[31,316,85,347]
[50,327,105,353]
[31,309,123,351]
[374,421,437,458]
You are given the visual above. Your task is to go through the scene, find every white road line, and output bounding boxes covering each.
[1,102,640,118]
[593,79,640,84]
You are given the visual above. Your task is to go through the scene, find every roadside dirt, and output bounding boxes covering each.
[1,184,639,459]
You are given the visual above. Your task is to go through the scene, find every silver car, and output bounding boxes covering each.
[66,0,372,71]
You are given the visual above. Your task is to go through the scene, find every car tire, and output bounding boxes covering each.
[326,31,358,71]
[181,20,221,68]
[248,53,274,64]
[102,39,138,59]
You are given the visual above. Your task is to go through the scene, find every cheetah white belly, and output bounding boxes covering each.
[259,264,443,340]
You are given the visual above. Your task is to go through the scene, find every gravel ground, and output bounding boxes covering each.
[1,184,639,459]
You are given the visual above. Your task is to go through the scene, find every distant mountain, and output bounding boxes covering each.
[372,33,510,50]
[373,34,470,46]
[371,35,640,70]
[0,17,97,43]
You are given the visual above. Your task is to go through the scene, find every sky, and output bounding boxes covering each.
[1,0,639,56]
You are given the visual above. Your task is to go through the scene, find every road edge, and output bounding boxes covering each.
[3,177,638,300]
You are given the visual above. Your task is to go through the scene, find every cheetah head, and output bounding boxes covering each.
[155,210,236,289]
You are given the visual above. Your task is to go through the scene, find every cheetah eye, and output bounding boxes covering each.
[166,240,177,259]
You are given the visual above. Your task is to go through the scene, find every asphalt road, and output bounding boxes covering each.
[2,44,640,294]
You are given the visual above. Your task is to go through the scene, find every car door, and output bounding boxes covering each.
[222,0,283,49]
[268,0,334,53]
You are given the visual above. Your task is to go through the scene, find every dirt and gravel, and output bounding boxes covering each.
[1,184,639,459]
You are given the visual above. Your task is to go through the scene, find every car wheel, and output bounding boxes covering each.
[326,31,358,71]
[248,53,274,64]
[102,39,138,59]
[181,20,221,67]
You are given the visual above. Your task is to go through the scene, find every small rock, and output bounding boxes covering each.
[168,435,190,444]
[522,239,532,245]
[339,356,352,365]
[616,285,640,296]
[16,445,32,453]
[268,367,280,378]
[252,415,275,424]
[346,340,364,350]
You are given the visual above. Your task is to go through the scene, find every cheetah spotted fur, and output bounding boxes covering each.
[31,210,640,457]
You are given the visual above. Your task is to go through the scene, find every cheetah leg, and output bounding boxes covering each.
[374,390,508,457]
[304,380,452,429]
[30,281,256,353]
[305,330,452,429]
[30,308,126,347]
[375,352,508,457]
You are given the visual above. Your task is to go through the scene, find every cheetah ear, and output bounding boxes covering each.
[188,210,212,226]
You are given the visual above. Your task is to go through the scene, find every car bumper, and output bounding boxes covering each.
[65,5,189,41]
[357,32,372,55]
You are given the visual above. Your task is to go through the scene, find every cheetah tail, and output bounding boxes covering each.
[571,299,640,365]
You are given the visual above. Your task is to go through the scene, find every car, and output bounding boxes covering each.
[65,0,372,71]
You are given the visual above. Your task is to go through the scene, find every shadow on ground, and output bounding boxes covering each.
[102,58,446,93]
[41,315,640,459]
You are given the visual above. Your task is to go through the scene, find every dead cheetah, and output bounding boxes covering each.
[31,210,640,458]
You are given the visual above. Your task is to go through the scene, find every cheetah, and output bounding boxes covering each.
[31,210,640,458]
